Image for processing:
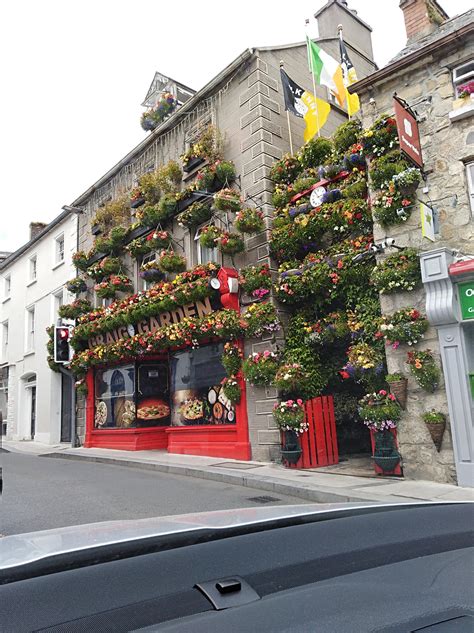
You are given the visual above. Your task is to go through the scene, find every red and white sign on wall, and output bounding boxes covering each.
[393,95,423,170]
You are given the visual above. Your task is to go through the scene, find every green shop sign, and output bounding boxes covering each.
[458,281,474,320]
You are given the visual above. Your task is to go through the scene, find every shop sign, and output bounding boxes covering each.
[458,281,474,320]
[393,96,423,170]
[88,297,213,348]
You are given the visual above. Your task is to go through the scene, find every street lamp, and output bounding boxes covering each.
[62,205,84,214]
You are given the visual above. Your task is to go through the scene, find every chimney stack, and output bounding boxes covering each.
[399,0,449,41]
[29,222,48,241]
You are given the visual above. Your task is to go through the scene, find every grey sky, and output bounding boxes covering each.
[0,0,470,252]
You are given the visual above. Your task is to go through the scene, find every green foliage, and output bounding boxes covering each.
[269,153,302,184]
[177,202,212,229]
[92,196,131,234]
[422,410,446,423]
[406,350,440,392]
[369,150,410,190]
[298,137,332,169]
[242,351,279,386]
[370,248,421,294]
[332,119,362,156]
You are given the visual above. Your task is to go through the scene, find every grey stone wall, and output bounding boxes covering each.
[357,36,474,483]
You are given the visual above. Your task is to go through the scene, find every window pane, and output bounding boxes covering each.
[136,362,170,427]
[170,344,236,426]
[94,364,135,429]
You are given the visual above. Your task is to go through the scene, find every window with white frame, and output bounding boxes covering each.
[140,251,158,291]
[453,60,474,97]
[467,162,474,216]
[195,224,218,265]
[2,321,8,361]
[29,255,37,282]
[54,234,65,264]
[4,275,11,299]
[53,290,64,317]
[26,306,35,351]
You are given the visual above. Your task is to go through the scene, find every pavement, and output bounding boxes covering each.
[2,439,473,504]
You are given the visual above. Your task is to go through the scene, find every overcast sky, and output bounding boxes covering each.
[0,0,470,252]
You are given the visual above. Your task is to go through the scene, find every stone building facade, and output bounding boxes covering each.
[70,0,376,460]
[351,0,473,484]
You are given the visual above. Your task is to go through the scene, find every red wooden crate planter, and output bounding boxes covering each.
[370,428,403,476]
[283,396,339,469]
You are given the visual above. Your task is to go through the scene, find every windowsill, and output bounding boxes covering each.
[2,296,11,304]
[24,350,35,357]
[52,260,65,271]
[449,101,474,123]
[26,279,37,287]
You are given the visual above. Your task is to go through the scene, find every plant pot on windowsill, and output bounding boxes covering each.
[91,224,102,236]
[183,156,205,173]
[131,196,146,209]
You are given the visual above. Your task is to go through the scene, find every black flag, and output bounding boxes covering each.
[280,68,305,118]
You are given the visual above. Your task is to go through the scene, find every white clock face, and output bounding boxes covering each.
[210,278,221,290]
[310,186,326,208]
[127,324,135,337]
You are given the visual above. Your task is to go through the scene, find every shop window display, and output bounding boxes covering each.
[93,344,236,430]
[170,344,236,426]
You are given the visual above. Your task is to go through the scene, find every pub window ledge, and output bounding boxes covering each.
[449,101,474,123]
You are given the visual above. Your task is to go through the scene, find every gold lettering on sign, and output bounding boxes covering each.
[149,316,160,332]
[137,320,150,334]
[196,296,213,318]
[117,326,128,339]
[183,303,196,319]
[95,334,105,345]
[105,332,115,345]
[160,312,172,327]
[171,307,185,324]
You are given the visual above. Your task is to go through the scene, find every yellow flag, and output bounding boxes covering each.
[301,90,331,142]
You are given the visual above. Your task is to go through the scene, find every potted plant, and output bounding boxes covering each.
[220,376,241,404]
[274,363,311,396]
[58,299,93,320]
[422,410,446,451]
[94,274,133,299]
[269,153,302,184]
[273,399,308,465]
[66,277,87,294]
[139,260,165,282]
[158,250,187,273]
[453,80,474,108]
[177,201,213,229]
[377,308,429,349]
[221,342,243,376]
[199,224,223,249]
[234,208,265,234]
[130,186,145,209]
[242,350,279,386]
[406,350,440,392]
[218,232,245,256]
[239,263,272,299]
[72,250,90,272]
[358,390,401,432]
[370,248,421,294]
[385,372,408,409]
[140,92,177,131]
[215,160,236,187]
[392,167,422,196]
[243,301,280,337]
[213,188,241,212]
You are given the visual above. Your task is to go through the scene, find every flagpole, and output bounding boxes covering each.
[338,24,350,120]
[305,19,321,138]
[280,61,294,154]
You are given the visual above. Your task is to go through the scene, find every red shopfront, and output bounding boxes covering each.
[83,268,251,460]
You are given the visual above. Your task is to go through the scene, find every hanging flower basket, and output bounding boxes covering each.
[140,93,177,131]
[58,299,93,320]
[139,260,165,282]
[422,410,446,451]
[177,202,212,229]
[358,390,401,432]
[234,208,265,234]
[220,377,241,404]
[386,374,408,409]
[222,342,243,375]
[406,350,440,392]
[213,188,241,212]
[66,277,87,294]
[218,232,244,256]
[199,224,223,249]
[72,251,91,272]
[239,263,272,296]
[94,274,133,299]
[158,250,187,273]
[243,351,279,386]
[392,167,422,196]
[273,400,308,434]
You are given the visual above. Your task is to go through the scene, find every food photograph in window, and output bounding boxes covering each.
[136,362,170,427]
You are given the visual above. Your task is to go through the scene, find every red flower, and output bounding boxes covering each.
[339,370,350,379]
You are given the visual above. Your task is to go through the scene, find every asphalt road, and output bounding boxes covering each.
[1,451,309,536]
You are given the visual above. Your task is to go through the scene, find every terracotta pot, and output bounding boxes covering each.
[388,379,408,410]
[425,421,445,452]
